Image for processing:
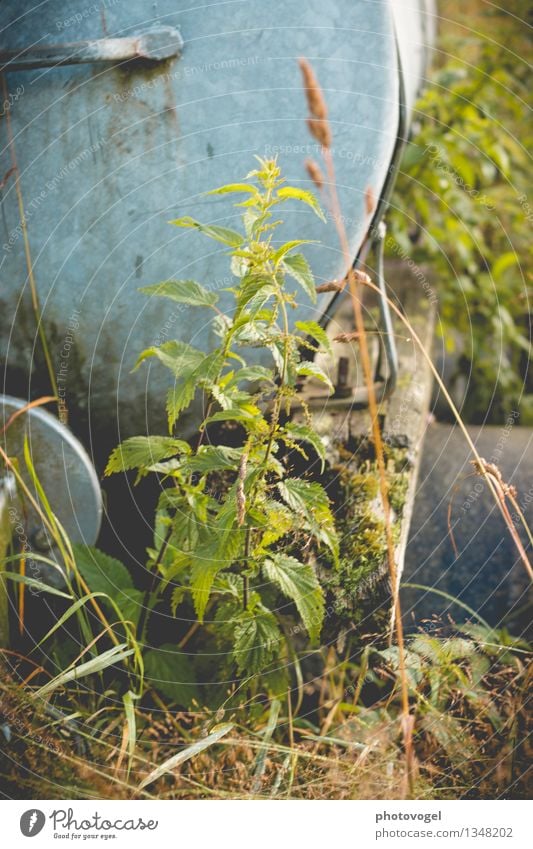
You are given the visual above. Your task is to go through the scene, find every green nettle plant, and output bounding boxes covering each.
[105,158,339,701]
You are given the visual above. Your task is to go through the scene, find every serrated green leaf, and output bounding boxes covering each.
[74,545,133,591]
[282,253,317,304]
[140,279,219,308]
[170,585,187,616]
[170,216,243,247]
[226,366,275,389]
[74,544,143,626]
[276,186,325,221]
[295,320,332,355]
[105,436,189,476]
[145,458,183,476]
[263,554,324,642]
[185,445,242,474]
[207,183,259,196]
[277,478,339,564]
[233,606,281,675]
[296,361,333,391]
[206,405,263,427]
[258,502,296,549]
[243,208,261,239]
[209,382,252,412]
[134,340,204,377]
[273,240,313,264]
[144,643,199,707]
[190,510,244,621]
[166,380,196,430]
[235,273,276,317]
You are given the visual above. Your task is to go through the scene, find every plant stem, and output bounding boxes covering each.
[137,521,174,644]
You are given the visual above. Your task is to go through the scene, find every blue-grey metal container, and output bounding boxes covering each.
[0,0,434,450]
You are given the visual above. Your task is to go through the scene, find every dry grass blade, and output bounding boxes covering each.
[35,643,134,698]
[251,698,281,794]
[0,395,57,435]
[138,723,234,790]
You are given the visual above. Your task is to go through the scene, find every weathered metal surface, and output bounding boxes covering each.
[0,0,431,450]
[402,423,532,628]
[0,26,184,71]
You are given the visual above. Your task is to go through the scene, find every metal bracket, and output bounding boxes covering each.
[0,26,183,72]
[372,220,399,401]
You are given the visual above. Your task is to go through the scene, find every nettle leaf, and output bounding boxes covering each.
[243,208,261,240]
[105,436,189,476]
[140,279,219,308]
[276,186,326,221]
[191,512,244,621]
[283,423,327,472]
[273,240,313,264]
[233,605,282,675]
[170,216,243,247]
[212,313,233,338]
[235,274,276,316]
[209,382,252,412]
[277,478,339,564]
[263,554,324,642]
[258,502,296,549]
[208,183,259,197]
[226,366,275,389]
[185,445,242,474]
[74,545,143,627]
[144,347,224,430]
[170,585,187,616]
[282,253,317,304]
[296,361,334,392]
[144,644,199,707]
[146,458,183,476]
[211,572,242,599]
[134,340,204,377]
[295,320,332,355]
[206,405,264,428]
[166,380,196,430]
[74,545,133,591]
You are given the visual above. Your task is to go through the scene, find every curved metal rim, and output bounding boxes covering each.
[1,394,103,540]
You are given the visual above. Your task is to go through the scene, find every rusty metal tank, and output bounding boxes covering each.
[1,0,435,459]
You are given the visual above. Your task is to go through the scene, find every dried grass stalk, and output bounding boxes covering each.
[316,281,343,294]
[299,57,332,148]
[305,157,325,189]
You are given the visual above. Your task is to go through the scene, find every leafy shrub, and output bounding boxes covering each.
[389,2,532,422]
[103,158,339,703]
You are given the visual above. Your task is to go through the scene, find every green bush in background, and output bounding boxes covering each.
[389,0,532,423]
